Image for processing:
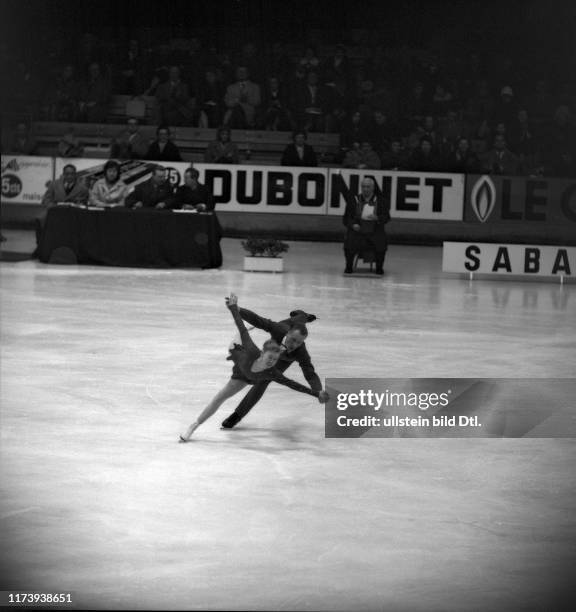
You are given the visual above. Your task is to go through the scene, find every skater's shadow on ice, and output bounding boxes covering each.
[219,423,338,456]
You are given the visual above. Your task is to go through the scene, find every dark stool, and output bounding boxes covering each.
[353,250,375,272]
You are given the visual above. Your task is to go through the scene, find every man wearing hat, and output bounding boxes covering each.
[221,308,328,429]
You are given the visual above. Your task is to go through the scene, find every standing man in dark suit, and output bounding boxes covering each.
[221,308,328,429]
[125,165,173,209]
[343,176,391,275]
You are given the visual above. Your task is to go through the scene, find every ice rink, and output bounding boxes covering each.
[1,232,575,611]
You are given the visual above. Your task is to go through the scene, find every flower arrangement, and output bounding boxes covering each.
[241,238,290,258]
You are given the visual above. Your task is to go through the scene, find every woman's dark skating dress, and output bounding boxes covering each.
[227,303,319,398]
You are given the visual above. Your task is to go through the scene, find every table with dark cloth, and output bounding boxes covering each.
[38,206,222,268]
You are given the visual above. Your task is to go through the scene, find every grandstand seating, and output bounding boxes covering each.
[32,105,341,165]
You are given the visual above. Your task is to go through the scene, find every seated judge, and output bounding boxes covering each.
[41,164,89,208]
[89,160,129,208]
[281,130,318,167]
[38,164,89,243]
[125,165,174,209]
[342,176,390,276]
[169,167,215,211]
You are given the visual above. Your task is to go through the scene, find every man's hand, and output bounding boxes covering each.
[225,293,238,307]
[318,390,330,404]
[133,202,143,209]
[155,202,166,209]
[352,223,360,232]
[196,203,207,212]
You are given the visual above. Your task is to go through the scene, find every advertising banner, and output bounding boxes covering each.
[465,174,576,225]
[194,164,329,214]
[326,169,465,220]
[54,160,330,215]
[442,241,574,277]
[1,156,54,205]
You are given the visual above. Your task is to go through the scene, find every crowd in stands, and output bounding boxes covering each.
[2,31,576,177]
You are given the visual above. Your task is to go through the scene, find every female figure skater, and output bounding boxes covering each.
[179,294,326,441]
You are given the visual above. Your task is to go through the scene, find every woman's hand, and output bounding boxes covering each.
[225,293,238,308]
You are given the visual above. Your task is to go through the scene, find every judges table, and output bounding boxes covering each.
[38,206,223,268]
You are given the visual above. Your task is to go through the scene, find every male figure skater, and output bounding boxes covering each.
[221,308,328,429]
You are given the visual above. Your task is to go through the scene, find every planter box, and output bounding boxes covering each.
[243,256,284,273]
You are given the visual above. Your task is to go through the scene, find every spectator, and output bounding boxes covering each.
[223,66,261,129]
[547,150,576,179]
[522,79,556,126]
[483,134,521,175]
[508,109,539,169]
[42,64,79,121]
[265,42,293,84]
[343,141,381,170]
[57,127,84,158]
[381,138,409,170]
[444,137,481,174]
[356,78,395,118]
[492,86,518,130]
[146,126,182,162]
[369,109,394,157]
[41,164,89,208]
[431,83,454,117]
[115,39,148,95]
[542,105,576,164]
[6,59,40,117]
[204,128,240,164]
[78,62,110,123]
[457,52,487,103]
[292,70,332,133]
[169,167,215,211]
[408,137,444,172]
[155,65,198,126]
[298,45,320,72]
[110,117,149,160]
[437,110,469,151]
[401,81,429,131]
[6,122,37,155]
[76,33,102,74]
[281,131,318,167]
[322,44,352,110]
[197,68,225,128]
[408,115,441,151]
[465,79,496,126]
[235,42,264,85]
[339,110,371,152]
[343,176,390,276]
[90,160,129,207]
[260,76,294,131]
[126,164,173,209]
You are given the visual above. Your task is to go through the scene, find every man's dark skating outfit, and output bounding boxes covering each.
[221,309,321,428]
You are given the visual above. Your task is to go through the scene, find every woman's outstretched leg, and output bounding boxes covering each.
[180,378,248,441]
